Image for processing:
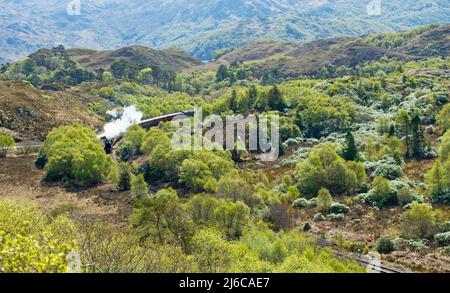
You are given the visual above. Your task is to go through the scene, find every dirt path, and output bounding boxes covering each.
[0,155,132,225]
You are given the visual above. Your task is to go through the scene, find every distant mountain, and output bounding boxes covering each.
[0,0,449,63]
[212,24,450,78]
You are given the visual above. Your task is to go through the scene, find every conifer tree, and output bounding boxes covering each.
[268,85,286,111]
[410,112,425,159]
[229,89,238,112]
[343,131,359,161]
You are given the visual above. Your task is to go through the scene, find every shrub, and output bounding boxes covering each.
[34,153,47,169]
[313,213,326,222]
[430,189,450,205]
[316,188,333,213]
[327,213,345,222]
[38,124,113,186]
[294,143,361,197]
[330,203,350,215]
[400,202,436,239]
[117,141,134,162]
[434,232,450,247]
[370,156,403,180]
[131,174,149,199]
[179,159,212,193]
[0,135,15,158]
[364,176,397,208]
[376,236,395,254]
[117,163,131,191]
[292,198,309,209]
[303,222,312,232]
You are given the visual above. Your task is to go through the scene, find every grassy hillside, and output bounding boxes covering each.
[67,45,201,72]
[0,81,110,141]
[212,24,450,78]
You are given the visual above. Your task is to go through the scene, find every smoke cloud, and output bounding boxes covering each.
[100,105,143,139]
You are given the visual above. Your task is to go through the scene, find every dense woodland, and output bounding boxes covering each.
[0,25,449,273]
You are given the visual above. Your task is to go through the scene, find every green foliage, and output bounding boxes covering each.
[364,176,395,208]
[38,124,113,186]
[342,131,359,161]
[131,174,149,199]
[316,188,333,213]
[427,131,450,204]
[400,202,436,239]
[330,203,350,215]
[0,134,15,158]
[376,236,395,254]
[437,103,450,130]
[0,200,76,273]
[294,144,362,196]
[131,188,193,251]
[1,46,95,87]
[117,162,131,191]
[434,232,450,247]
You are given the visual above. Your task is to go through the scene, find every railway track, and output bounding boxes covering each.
[315,237,406,273]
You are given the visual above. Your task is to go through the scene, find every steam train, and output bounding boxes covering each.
[101,110,195,154]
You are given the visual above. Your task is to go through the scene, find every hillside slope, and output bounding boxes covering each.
[0,0,449,62]
[213,24,450,78]
[0,81,109,141]
[67,45,201,72]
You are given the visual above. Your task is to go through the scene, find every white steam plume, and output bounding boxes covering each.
[100,105,143,139]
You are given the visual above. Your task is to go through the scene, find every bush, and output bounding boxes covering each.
[370,156,403,180]
[364,176,397,208]
[38,124,113,186]
[118,141,134,162]
[434,232,450,247]
[316,188,333,213]
[430,189,450,205]
[303,222,312,232]
[376,236,395,254]
[294,143,361,197]
[330,203,350,215]
[117,163,131,192]
[0,134,15,158]
[131,174,149,199]
[292,198,309,209]
[34,153,47,169]
[400,202,436,239]
[313,213,326,222]
[326,213,345,222]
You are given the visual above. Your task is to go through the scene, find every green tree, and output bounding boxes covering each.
[268,85,286,111]
[342,131,359,161]
[123,124,146,155]
[213,199,250,238]
[437,103,450,130]
[370,176,393,208]
[179,159,213,192]
[400,202,436,239]
[117,162,131,191]
[192,228,231,273]
[38,124,113,186]
[0,134,15,158]
[395,109,411,158]
[229,89,238,112]
[316,188,333,213]
[247,85,258,110]
[131,189,193,251]
[410,112,425,159]
[131,174,149,199]
[216,64,228,82]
